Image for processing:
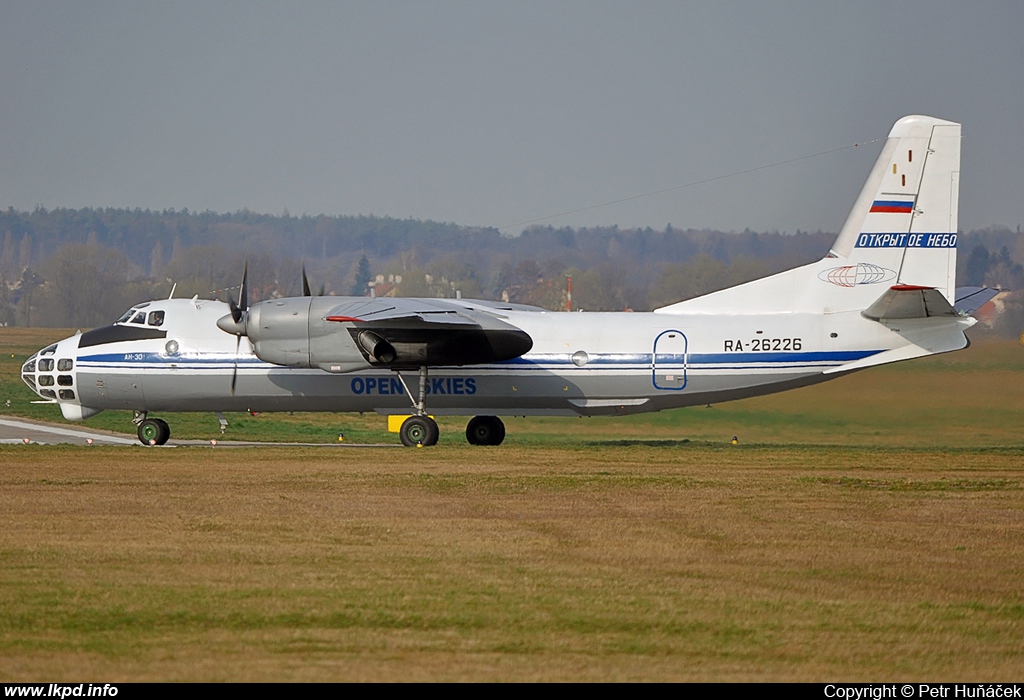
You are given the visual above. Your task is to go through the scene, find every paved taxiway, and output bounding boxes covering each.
[0,416,400,447]
[0,417,138,445]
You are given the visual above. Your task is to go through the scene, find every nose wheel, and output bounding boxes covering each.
[137,417,170,446]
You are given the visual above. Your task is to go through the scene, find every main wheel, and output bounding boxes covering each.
[466,415,505,446]
[138,418,170,446]
[400,415,440,446]
[153,418,171,445]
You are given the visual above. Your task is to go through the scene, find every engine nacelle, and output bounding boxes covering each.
[227,296,532,373]
[245,298,372,373]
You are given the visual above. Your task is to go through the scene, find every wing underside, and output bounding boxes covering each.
[322,297,533,368]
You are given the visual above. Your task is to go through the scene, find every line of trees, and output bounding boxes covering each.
[1,208,1021,334]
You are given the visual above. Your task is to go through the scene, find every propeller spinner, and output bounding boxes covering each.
[216,263,249,337]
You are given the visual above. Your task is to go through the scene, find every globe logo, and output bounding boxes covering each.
[818,263,896,287]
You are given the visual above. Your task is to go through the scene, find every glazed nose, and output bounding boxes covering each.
[22,341,80,402]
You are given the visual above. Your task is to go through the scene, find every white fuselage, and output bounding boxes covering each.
[22,295,927,421]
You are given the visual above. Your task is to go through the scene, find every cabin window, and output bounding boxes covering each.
[148,310,165,327]
[57,359,73,371]
[38,358,54,372]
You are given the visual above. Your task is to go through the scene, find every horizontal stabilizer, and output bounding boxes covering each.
[954,286,1001,315]
[862,285,957,322]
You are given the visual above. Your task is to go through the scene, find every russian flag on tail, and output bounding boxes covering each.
[870,199,914,214]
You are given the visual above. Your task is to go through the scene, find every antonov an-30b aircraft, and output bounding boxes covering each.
[23,115,975,446]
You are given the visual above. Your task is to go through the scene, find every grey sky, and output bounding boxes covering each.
[1,1,1022,234]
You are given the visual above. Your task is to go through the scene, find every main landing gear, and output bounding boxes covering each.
[392,368,506,446]
[394,367,440,447]
[466,415,505,446]
[133,411,170,446]
[399,414,439,447]
[397,413,506,447]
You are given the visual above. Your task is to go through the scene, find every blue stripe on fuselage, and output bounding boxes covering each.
[504,349,879,366]
[78,352,267,366]
[76,349,882,370]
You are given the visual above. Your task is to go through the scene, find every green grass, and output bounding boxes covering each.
[814,476,1019,491]
[1,444,1022,680]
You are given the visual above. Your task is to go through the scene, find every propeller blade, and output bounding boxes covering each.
[233,263,249,392]
[228,262,249,324]
[230,334,241,395]
[239,262,249,314]
[221,261,249,336]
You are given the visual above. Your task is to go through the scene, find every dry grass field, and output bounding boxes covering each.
[0,329,1022,681]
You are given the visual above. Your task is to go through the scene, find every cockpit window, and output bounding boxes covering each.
[116,302,151,324]
[41,344,57,355]
[147,310,165,327]
[130,312,146,324]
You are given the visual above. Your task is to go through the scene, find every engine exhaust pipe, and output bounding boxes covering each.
[357,331,397,364]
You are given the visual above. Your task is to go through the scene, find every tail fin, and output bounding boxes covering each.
[829,115,961,301]
[655,115,961,315]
